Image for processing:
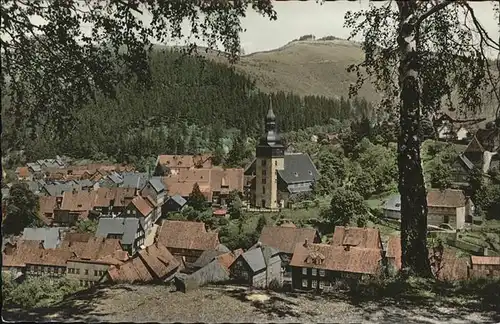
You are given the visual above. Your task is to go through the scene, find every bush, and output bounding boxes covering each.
[4,276,81,309]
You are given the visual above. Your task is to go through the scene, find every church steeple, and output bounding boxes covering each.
[256,97,285,158]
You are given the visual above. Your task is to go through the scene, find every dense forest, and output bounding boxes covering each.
[1,49,373,166]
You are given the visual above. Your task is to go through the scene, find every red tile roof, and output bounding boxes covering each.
[331,226,382,250]
[130,196,154,217]
[107,243,179,284]
[290,242,383,275]
[470,256,500,266]
[157,220,219,251]
[258,225,320,255]
[427,189,467,208]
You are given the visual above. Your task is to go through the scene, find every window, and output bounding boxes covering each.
[319,281,325,289]
[312,268,317,276]
[275,161,278,166]
[262,186,266,194]
[262,178,266,184]
[85,269,89,275]
[261,160,267,166]
[302,279,307,288]
[312,280,317,288]
[94,270,98,277]
[76,269,80,274]
[319,269,325,277]
[302,268,307,275]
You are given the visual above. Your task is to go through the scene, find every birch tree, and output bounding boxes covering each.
[345,1,499,277]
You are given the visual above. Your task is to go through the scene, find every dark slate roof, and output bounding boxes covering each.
[278,153,319,185]
[187,259,230,287]
[149,177,165,192]
[25,181,41,193]
[383,194,401,212]
[96,217,141,245]
[108,172,124,184]
[458,154,474,171]
[43,183,81,196]
[240,245,280,273]
[76,179,94,187]
[121,173,148,189]
[217,244,231,253]
[168,194,187,206]
[22,227,68,249]
[191,250,226,269]
[27,163,42,172]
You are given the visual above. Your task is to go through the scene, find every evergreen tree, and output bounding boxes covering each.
[225,135,247,168]
[188,183,207,211]
[3,183,41,235]
[255,215,268,234]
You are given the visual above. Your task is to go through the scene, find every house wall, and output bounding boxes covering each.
[290,266,364,292]
[53,210,79,226]
[255,157,284,209]
[427,206,457,227]
[473,264,500,272]
[169,247,203,263]
[383,209,401,220]
[66,260,111,286]
[25,264,66,278]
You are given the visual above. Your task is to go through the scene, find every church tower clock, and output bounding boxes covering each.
[255,101,285,209]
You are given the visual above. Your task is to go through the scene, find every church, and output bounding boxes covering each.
[244,105,319,209]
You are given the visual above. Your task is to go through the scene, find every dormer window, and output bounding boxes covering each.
[308,170,313,175]
[294,172,299,177]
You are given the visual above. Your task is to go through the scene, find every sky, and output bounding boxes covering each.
[234,1,499,56]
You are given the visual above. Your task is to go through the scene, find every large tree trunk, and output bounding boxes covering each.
[396,1,433,278]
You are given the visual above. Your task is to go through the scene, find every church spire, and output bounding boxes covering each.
[265,97,276,131]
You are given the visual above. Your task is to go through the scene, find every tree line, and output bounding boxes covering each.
[2,49,372,166]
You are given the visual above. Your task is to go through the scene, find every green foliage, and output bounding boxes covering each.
[75,219,98,234]
[228,192,243,220]
[2,1,276,134]
[188,183,207,211]
[3,49,359,165]
[225,135,251,168]
[467,170,500,220]
[324,188,368,226]
[255,215,268,234]
[3,183,41,235]
[3,276,81,309]
[314,147,347,196]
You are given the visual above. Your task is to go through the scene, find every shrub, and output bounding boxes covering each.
[268,279,283,292]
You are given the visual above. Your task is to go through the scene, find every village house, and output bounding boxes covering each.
[244,107,319,209]
[427,189,473,228]
[122,195,156,235]
[382,189,474,229]
[257,224,321,282]
[468,256,500,279]
[96,217,146,256]
[229,243,282,288]
[92,187,136,216]
[53,190,98,226]
[15,167,32,181]
[139,177,166,223]
[156,220,220,263]
[163,194,188,213]
[2,240,46,280]
[119,172,148,191]
[22,227,68,249]
[160,167,244,206]
[154,154,213,176]
[289,227,384,292]
[64,237,128,287]
[176,248,243,292]
[105,241,180,284]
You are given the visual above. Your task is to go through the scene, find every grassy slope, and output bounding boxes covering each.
[203,39,498,120]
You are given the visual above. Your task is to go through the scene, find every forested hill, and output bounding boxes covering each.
[2,48,372,165]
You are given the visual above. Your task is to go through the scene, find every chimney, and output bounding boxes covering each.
[256,241,262,248]
[72,188,77,194]
[344,245,350,252]
[303,239,308,248]
[484,247,489,256]
[39,240,45,249]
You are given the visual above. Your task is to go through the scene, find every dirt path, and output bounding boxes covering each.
[3,285,499,323]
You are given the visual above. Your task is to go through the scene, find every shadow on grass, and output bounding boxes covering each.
[315,277,500,323]
[2,284,136,322]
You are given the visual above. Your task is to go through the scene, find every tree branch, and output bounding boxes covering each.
[415,0,454,27]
